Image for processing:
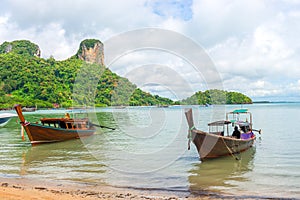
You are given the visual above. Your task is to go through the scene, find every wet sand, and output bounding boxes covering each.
[0,178,223,200]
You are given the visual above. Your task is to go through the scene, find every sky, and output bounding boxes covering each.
[1,0,300,101]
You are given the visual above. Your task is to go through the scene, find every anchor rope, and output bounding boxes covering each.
[221,137,240,160]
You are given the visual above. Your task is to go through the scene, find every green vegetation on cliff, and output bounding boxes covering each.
[76,39,102,55]
[0,40,40,57]
[0,40,173,108]
[0,40,252,109]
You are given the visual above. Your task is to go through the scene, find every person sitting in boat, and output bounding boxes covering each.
[241,129,254,140]
[240,125,246,133]
[249,129,255,138]
[232,126,241,139]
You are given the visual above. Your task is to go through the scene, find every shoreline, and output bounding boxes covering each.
[0,177,237,200]
[0,176,295,199]
[0,178,207,200]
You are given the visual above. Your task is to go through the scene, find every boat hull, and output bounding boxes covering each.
[0,117,12,127]
[0,113,17,127]
[192,130,255,160]
[24,124,96,144]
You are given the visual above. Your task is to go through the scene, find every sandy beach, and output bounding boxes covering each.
[0,178,226,200]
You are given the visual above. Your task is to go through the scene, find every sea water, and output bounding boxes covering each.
[0,103,299,199]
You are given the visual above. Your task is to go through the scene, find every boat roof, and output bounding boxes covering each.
[208,120,232,126]
[231,108,248,113]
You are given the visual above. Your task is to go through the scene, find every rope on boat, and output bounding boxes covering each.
[20,125,25,141]
[221,137,240,160]
[19,121,29,141]
[20,121,30,126]
[188,126,196,150]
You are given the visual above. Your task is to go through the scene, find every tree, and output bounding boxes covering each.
[181,89,252,105]
[0,40,175,108]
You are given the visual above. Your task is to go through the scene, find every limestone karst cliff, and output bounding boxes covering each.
[76,39,104,65]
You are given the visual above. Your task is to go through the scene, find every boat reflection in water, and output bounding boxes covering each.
[188,148,255,195]
[20,137,108,184]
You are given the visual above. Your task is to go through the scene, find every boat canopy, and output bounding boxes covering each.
[208,120,231,126]
[231,108,248,114]
[40,117,90,129]
[226,108,252,127]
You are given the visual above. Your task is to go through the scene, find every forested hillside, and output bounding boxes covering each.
[0,40,172,108]
[0,40,252,109]
[181,89,252,105]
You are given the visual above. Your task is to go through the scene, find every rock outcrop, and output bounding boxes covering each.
[77,39,104,65]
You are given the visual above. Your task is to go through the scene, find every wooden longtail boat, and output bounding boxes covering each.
[185,108,260,161]
[14,104,96,144]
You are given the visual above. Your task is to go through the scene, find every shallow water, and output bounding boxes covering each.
[0,104,299,199]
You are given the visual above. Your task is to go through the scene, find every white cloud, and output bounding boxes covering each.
[1,0,300,101]
[0,0,161,59]
[0,17,78,59]
[108,49,208,100]
[185,0,272,46]
[206,6,300,100]
[288,80,300,93]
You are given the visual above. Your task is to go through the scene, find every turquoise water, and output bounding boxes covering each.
[0,104,299,199]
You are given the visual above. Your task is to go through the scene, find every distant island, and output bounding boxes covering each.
[253,101,270,104]
[0,39,252,109]
[180,89,252,105]
[253,101,300,104]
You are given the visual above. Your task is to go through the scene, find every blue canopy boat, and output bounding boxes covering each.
[185,108,261,161]
[0,112,17,127]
